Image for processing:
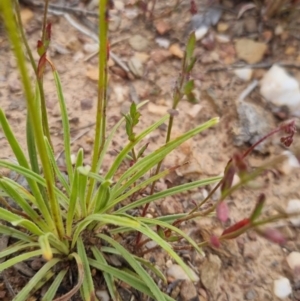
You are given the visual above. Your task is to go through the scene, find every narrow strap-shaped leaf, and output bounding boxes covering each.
[77,238,96,301]
[0,179,49,231]
[138,217,204,256]
[52,252,84,301]
[0,207,44,236]
[52,70,73,183]
[114,117,219,191]
[0,249,49,272]
[0,242,39,260]
[114,176,221,213]
[13,258,61,301]
[66,151,83,236]
[91,247,119,301]
[109,167,173,207]
[72,214,140,248]
[44,137,70,195]
[105,115,169,180]
[88,258,176,301]
[42,269,68,301]
[0,110,54,230]
[0,224,33,242]
[0,160,69,209]
[98,233,167,301]
[100,246,167,284]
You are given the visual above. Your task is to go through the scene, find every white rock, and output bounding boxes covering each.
[216,34,230,43]
[195,26,208,41]
[147,102,168,116]
[278,151,300,175]
[155,37,170,49]
[260,65,300,114]
[113,85,129,103]
[114,0,124,10]
[165,260,173,268]
[96,290,110,301]
[187,104,202,118]
[167,264,199,282]
[275,25,284,35]
[273,277,292,299]
[286,199,300,226]
[234,68,253,82]
[83,43,98,53]
[286,252,300,270]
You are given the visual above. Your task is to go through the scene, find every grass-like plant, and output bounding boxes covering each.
[0,1,220,300]
[0,0,299,300]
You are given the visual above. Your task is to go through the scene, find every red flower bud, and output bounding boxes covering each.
[216,201,229,223]
[190,0,198,14]
[221,218,250,239]
[210,235,220,248]
[257,228,286,245]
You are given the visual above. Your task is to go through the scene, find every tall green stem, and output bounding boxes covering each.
[86,0,108,210]
[0,0,64,239]
[15,0,53,151]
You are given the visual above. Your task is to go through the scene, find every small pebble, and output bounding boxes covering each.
[286,199,300,226]
[155,37,170,49]
[180,280,198,301]
[273,277,292,299]
[167,264,199,282]
[96,290,110,301]
[245,289,256,300]
[234,68,253,82]
[286,252,300,271]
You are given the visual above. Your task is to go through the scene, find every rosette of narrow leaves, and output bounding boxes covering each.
[0,1,220,300]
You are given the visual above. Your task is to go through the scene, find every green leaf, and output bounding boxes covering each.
[93,179,112,212]
[130,102,137,118]
[115,176,221,213]
[72,214,140,248]
[0,249,48,271]
[13,258,60,301]
[105,114,169,180]
[250,194,266,222]
[77,237,96,301]
[89,258,153,297]
[0,207,44,236]
[0,178,48,231]
[109,168,172,207]
[0,242,39,260]
[0,111,54,230]
[52,70,73,184]
[0,224,34,243]
[186,91,198,103]
[44,137,70,195]
[66,150,83,236]
[91,247,119,301]
[0,160,69,210]
[185,32,196,64]
[184,80,194,95]
[96,100,148,173]
[138,217,204,256]
[42,269,68,301]
[112,118,219,194]
[39,233,54,261]
[100,246,167,284]
[88,258,176,301]
[98,234,167,301]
